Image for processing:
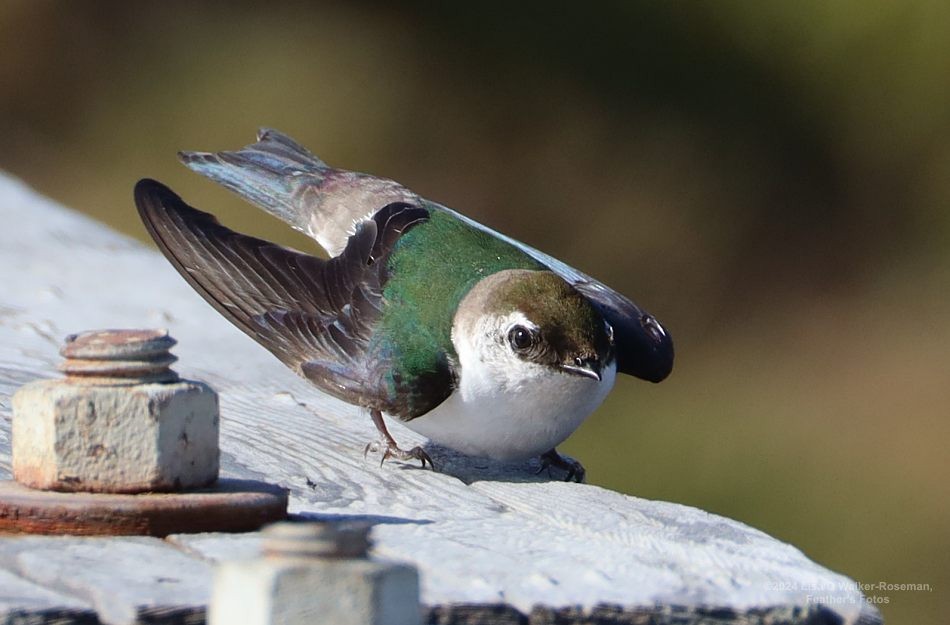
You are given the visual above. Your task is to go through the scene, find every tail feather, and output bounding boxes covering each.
[178,128,329,235]
[178,128,421,256]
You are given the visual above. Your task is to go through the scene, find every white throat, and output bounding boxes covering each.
[401,312,617,460]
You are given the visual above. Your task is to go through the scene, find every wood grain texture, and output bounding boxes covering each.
[0,173,881,625]
[0,535,211,625]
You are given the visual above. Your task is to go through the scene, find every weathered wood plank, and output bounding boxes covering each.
[0,172,881,625]
[0,568,98,625]
[0,536,210,625]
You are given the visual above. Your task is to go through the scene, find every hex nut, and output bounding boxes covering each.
[210,558,421,625]
[12,378,219,493]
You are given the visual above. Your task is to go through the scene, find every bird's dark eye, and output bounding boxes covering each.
[508,325,535,351]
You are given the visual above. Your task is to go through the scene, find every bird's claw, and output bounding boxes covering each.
[538,449,586,483]
[365,440,434,470]
[363,441,378,458]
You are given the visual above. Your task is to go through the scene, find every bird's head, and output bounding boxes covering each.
[453,270,615,385]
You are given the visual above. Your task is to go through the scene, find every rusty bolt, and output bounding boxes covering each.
[12,329,219,493]
[210,521,421,625]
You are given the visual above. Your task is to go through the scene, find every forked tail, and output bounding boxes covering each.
[178,128,420,256]
[178,128,330,235]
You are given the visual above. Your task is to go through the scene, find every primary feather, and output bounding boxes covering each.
[135,179,446,416]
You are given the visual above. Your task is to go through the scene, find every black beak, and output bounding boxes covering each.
[561,357,602,381]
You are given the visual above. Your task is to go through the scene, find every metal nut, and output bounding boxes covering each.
[12,329,220,493]
[210,521,421,625]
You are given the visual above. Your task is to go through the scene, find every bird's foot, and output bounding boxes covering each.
[364,440,434,470]
[537,449,586,483]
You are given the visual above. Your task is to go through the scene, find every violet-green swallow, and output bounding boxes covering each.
[134,129,673,481]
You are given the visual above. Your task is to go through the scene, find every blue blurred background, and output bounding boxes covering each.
[1,2,947,622]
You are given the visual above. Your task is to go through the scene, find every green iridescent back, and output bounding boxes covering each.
[372,205,544,416]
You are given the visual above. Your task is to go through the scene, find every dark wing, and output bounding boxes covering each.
[134,179,447,415]
[571,281,673,382]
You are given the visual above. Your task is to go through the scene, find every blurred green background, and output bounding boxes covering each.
[1,2,947,622]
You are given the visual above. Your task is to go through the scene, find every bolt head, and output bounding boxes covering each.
[12,378,219,493]
[210,558,421,625]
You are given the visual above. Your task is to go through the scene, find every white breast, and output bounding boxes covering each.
[399,313,617,461]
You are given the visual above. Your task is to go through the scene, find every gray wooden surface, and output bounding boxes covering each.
[0,172,882,625]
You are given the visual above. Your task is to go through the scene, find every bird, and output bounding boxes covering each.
[134,128,673,482]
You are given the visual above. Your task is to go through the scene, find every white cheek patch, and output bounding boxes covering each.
[468,311,541,368]
[456,314,520,385]
[464,314,518,370]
